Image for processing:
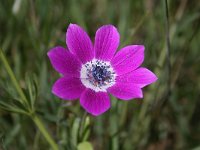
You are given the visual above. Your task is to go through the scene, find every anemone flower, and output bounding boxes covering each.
[47,24,157,116]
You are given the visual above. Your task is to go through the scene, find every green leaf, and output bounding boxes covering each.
[25,73,38,110]
[71,118,80,146]
[82,116,91,141]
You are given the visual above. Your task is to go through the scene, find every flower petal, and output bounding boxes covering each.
[94,25,120,61]
[111,45,144,75]
[108,78,143,100]
[47,46,82,77]
[52,77,85,100]
[80,89,111,116]
[66,24,94,63]
[121,67,157,88]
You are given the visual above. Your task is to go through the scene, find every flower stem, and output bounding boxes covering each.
[164,0,171,97]
[32,115,59,150]
[0,49,59,150]
[79,111,88,141]
[0,49,28,107]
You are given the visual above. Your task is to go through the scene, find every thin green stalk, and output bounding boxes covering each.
[164,0,171,99]
[0,49,59,150]
[0,49,29,107]
[32,115,59,150]
[79,111,88,141]
[119,102,128,127]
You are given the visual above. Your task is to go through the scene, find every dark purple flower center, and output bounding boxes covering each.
[91,65,112,85]
[84,60,115,87]
[80,59,116,92]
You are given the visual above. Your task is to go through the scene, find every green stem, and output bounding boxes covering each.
[32,115,59,150]
[0,49,28,106]
[79,111,88,141]
[164,0,171,101]
[0,49,59,150]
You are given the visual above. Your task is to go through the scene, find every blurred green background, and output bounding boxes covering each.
[0,0,200,150]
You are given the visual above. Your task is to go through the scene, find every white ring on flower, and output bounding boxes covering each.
[80,59,116,92]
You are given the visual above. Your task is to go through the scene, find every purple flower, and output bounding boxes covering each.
[47,24,157,116]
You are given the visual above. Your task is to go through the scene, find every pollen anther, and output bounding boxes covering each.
[80,59,116,92]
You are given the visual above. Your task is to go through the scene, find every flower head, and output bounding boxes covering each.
[47,24,157,116]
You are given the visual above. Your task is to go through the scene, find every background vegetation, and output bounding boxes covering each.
[0,0,200,150]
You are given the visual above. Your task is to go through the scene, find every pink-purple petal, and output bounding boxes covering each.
[94,25,120,61]
[108,80,143,100]
[129,67,158,88]
[80,89,111,116]
[52,77,85,100]
[116,67,157,88]
[111,45,144,75]
[66,24,94,63]
[47,46,81,77]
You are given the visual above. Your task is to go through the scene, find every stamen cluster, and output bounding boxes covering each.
[80,59,116,92]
